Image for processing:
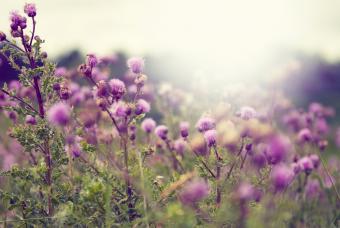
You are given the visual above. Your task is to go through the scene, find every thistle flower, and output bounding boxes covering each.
[239,106,257,120]
[96,80,109,98]
[24,3,36,17]
[271,165,293,192]
[251,150,267,169]
[155,125,168,140]
[113,102,130,117]
[55,67,67,77]
[174,138,186,156]
[25,115,36,125]
[47,102,71,126]
[109,79,126,100]
[298,156,314,174]
[179,121,189,138]
[236,182,255,202]
[309,154,320,169]
[297,128,312,143]
[141,118,156,134]
[266,135,291,165]
[10,11,26,31]
[86,54,98,68]
[127,57,144,74]
[196,117,215,132]
[70,144,81,158]
[305,179,321,199]
[179,179,210,205]
[204,129,217,147]
[135,99,150,115]
[0,31,6,41]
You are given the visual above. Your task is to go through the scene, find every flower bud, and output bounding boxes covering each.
[24,3,37,17]
[0,31,6,41]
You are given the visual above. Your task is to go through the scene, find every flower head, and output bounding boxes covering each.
[196,117,215,132]
[141,118,156,134]
[305,179,321,199]
[109,79,126,100]
[0,31,6,41]
[271,164,293,192]
[204,129,217,147]
[135,99,150,115]
[174,138,186,156]
[298,156,314,174]
[25,115,36,125]
[239,106,257,120]
[266,135,291,165]
[127,57,144,74]
[179,179,210,205]
[297,128,312,143]
[179,121,189,138]
[236,182,255,202]
[155,125,168,140]
[47,102,71,126]
[86,54,98,68]
[10,11,26,30]
[24,3,36,17]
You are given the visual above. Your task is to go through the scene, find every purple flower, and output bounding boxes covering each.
[174,138,186,156]
[109,79,126,100]
[24,3,36,17]
[251,150,267,169]
[298,156,314,174]
[315,118,329,135]
[271,165,293,192]
[0,31,6,41]
[10,11,26,30]
[25,115,36,125]
[196,117,215,132]
[141,118,156,134]
[309,154,320,169]
[179,121,189,138]
[155,125,168,140]
[47,102,71,126]
[55,67,67,77]
[265,135,291,165]
[236,182,255,202]
[204,129,217,147]
[127,57,144,74]
[71,144,81,158]
[297,128,312,143]
[291,162,301,174]
[114,102,130,117]
[86,54,98,68]
[135,99,150,115]
[239,106,257,120]
[305,179,321,199]
[179,179,210,205]
[96,80,110,98]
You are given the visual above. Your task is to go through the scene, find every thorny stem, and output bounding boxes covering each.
[29,17,36,47]
[186,138,216,178]
[135,147,150,228]
[226,138,245,181]
[19,21,54,216]
[122,135,134,221]
[213,146,222,206]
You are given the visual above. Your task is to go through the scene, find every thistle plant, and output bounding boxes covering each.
[1,3,340,228]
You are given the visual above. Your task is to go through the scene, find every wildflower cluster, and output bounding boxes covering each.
[0,4,340,227]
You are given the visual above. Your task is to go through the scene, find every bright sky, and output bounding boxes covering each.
[2,0,340,81]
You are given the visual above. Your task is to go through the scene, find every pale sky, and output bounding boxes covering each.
[2,0,340,81]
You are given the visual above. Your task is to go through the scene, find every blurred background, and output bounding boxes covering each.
[1,0,340,114]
